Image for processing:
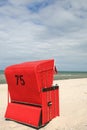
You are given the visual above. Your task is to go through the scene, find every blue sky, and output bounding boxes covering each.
[0,0,87,71]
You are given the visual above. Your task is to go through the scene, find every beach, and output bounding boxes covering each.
[0,78,87,130]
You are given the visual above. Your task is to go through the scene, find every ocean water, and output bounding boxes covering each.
[0,70,87,84]
[0,70,6,84]
[54,71,87,80]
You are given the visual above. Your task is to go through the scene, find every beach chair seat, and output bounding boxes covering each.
[4,59,59,128]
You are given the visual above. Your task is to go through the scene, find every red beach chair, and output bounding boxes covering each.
[4,59,59,128]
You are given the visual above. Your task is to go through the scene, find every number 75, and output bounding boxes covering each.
[15,75,25,85]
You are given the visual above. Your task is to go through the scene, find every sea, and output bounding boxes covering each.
[0,70,87,84]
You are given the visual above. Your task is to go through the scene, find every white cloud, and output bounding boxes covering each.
[0,0,87,71]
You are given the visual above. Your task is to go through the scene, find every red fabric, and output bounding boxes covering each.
[5,59,54,105]
[42,88,59,125]
[4,59,59,127]
[5,103,41,127]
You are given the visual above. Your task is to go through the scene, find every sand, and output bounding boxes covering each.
[0,78,87,130]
